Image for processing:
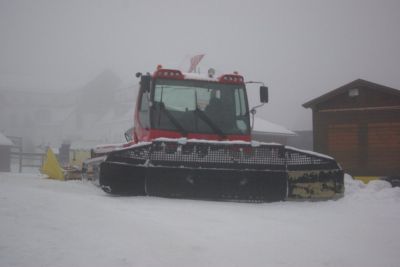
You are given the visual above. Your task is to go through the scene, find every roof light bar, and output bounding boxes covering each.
[218,74,244,84]
[153,68,184,80]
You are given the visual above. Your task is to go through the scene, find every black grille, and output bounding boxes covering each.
[285,148,339,170]
[106,140,339,171]
[149,141,286,170]
[108,144,150,165]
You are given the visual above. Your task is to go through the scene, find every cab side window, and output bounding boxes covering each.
[138,91,150,128]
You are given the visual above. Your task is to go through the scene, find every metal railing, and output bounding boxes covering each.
[7,136,45,172]
[10,152,45,172]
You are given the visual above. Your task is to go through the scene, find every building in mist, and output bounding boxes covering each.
[72,70,136,144]
[303,79,400,177]
[0,87,76,150]
[0,70,138,151]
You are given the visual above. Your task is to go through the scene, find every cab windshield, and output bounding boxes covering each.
[151,79,250,136]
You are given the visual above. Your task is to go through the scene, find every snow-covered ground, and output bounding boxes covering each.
[1,172,399,267]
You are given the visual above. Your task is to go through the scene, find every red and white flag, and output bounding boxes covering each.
[188,54,204,73]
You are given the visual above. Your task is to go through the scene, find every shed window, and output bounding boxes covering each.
[348,88,359,97]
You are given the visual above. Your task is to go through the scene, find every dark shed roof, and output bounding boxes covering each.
[303,79,400,109]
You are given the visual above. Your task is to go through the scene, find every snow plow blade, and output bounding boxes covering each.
[98,139,344,201]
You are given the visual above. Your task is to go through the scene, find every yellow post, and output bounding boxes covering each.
[41,148,65,180]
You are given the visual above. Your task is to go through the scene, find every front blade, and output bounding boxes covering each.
[285,147,344,199]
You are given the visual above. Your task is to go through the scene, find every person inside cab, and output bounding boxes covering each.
[205,89,223,116]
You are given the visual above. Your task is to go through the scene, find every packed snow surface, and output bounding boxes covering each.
[1,172,400,267]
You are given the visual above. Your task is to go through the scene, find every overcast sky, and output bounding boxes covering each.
[1,0,400,130]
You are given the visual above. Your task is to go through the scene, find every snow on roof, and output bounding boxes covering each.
[183,72,219,82]
[252,117,296,136]
[0,133,13,146]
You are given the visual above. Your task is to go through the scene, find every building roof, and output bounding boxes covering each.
[303,79,400,109]
[0,132,13,146]
[252,117,296,136]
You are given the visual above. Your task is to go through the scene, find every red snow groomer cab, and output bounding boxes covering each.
[96,66,344,201]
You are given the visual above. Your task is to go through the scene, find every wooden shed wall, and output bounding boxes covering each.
[313,87,400,176]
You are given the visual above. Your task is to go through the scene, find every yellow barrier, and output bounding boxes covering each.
[40,148,65,180]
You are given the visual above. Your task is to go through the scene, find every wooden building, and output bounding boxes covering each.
[303,79,400,177]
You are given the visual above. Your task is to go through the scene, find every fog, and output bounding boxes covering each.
[1,0,400,147]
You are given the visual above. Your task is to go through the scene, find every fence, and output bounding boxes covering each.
[8,136,45,173]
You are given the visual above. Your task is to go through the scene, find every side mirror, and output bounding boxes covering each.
[260,86,268,103]
[124,127,134,142]
[140,75,151,92]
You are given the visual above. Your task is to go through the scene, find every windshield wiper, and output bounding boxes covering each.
[194,108,226,139]
[157,102,188,136]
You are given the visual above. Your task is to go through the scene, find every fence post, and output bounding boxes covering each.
[18,146,22,173]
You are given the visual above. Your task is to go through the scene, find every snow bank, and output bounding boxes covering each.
[1,172,400,267]
[344,174,400,202]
